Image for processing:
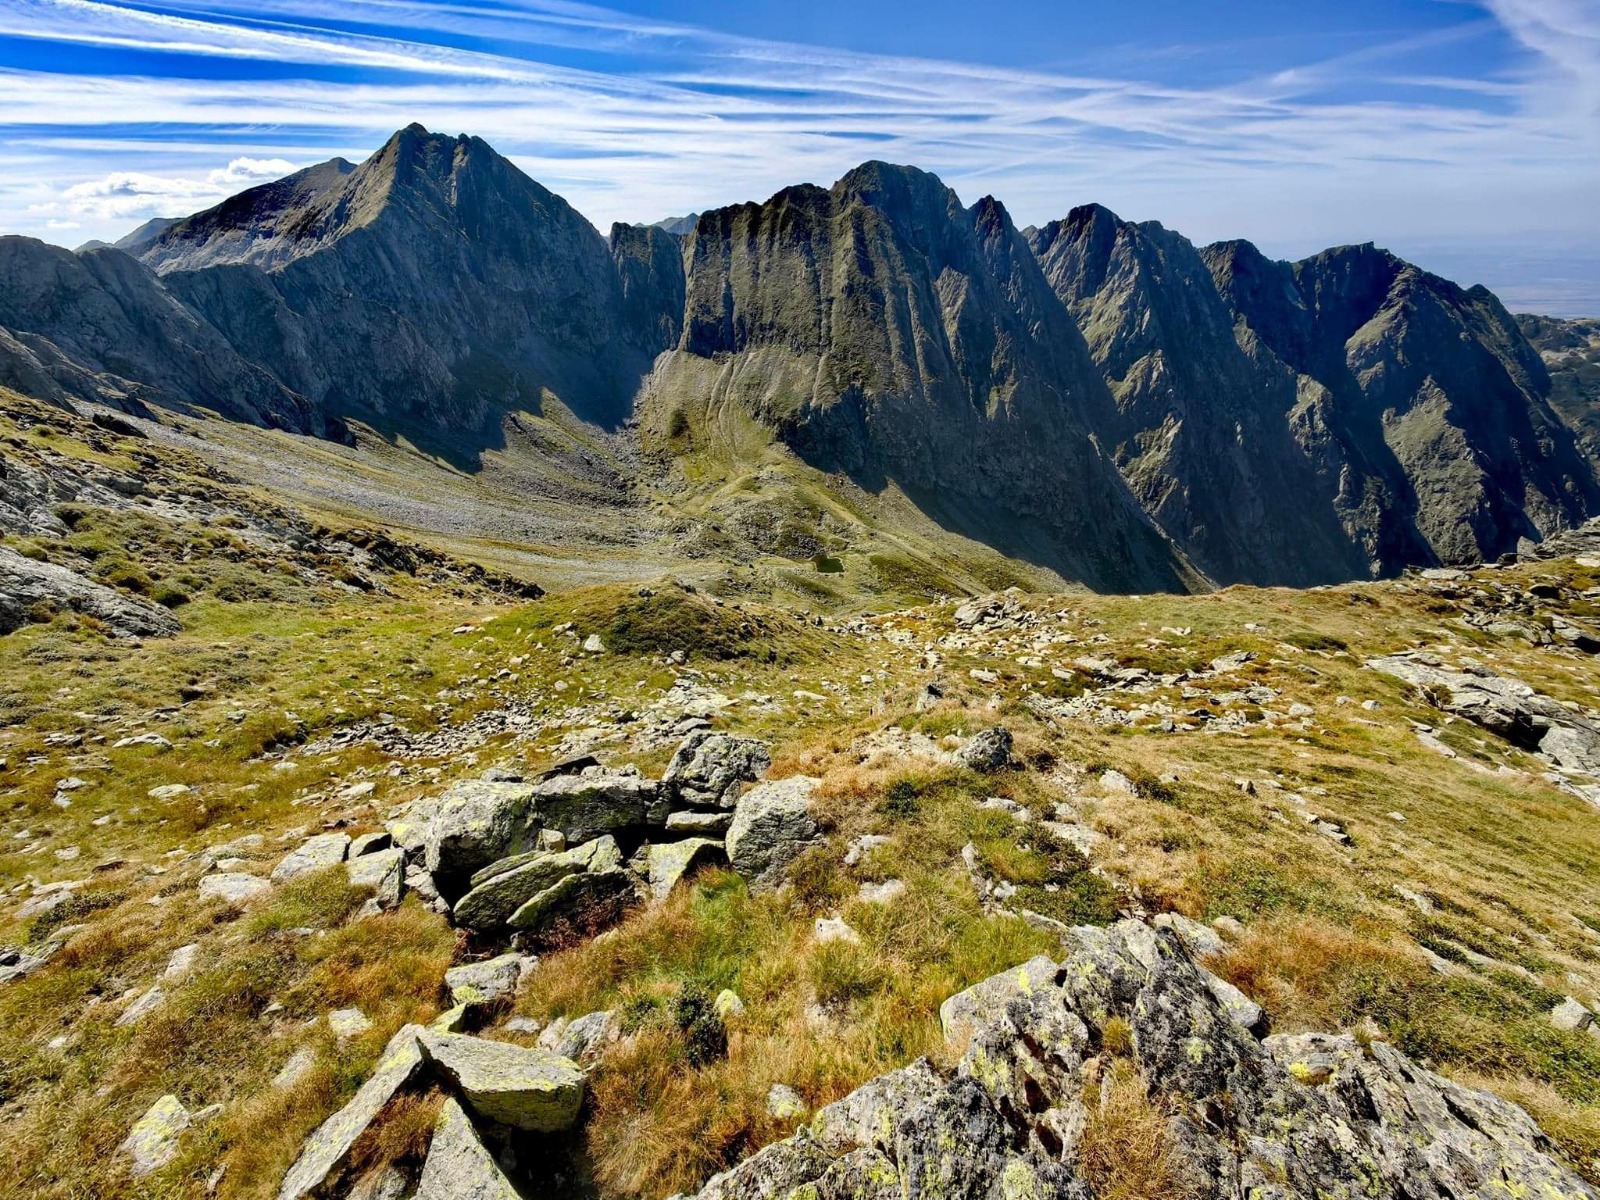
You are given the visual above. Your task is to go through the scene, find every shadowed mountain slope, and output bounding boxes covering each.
[645,163,1194,593]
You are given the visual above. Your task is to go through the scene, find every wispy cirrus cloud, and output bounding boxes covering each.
[0,0,1595,311]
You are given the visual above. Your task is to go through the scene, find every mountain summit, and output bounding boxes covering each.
[0,127,1594,589]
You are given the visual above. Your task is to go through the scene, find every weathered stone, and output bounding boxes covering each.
[1152,911,1227,959]
[714,989,745,1020]
[445,953,528,1008]
[666,809,734,836]
[938,956,1060,1050]
[277,1025,427,1200]
[1552,996,1595,1032]
[506,866,636,934]
[956,727,1014,773]
[328,1008,372,1039]
[346,847,404,910]
[120,1094,190,1177]
[810,1059,942,1156]
[785,1147,902,1200]
[116,985,165,1027]
[271,1046,316,1090]
[1203,969,1266,1032]
[163,943,199,981]
[551,1009,615,1064]
[665,731,772,808]
[1,546,182,639]
[454,836,621,930]
[768,1083,807,1122]
[271,833,350,883]
[414,1098,520,1200]
[531,771,671,843]
[895,1076,1011,1200]
[349,831,392,858]
[726,776,821,889]
[648,838,727,901]
[419,1031,585,1132]
[198,872,270,906]
[690,1131,832,1200]
[422,779,540,898]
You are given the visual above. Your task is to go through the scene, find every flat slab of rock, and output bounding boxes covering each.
[198,873,270,906]
[506,867,635,934]
[647,838,726,901]
[271,833,350,883]
[1,546,181,639]
[419,1031,585,1132]
[346,847,405,910]
[726,776,821,889]
[531,771,671,843]
[278,1027,426,1200]
[664,731,771,808]
[939,955,1060,1049]
[453,836,620,931]
[120,1094,189,1177]
[415,1098,521,1200]
[665,809,733,836]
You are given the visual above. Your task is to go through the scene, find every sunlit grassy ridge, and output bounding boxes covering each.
[2,395,1600,1195]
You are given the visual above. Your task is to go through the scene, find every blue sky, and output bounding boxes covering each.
[2,0,1597,313]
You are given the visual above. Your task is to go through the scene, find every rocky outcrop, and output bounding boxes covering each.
[664,730,772,808]
[0,237,312,428]
[1520,315,1600,475]
[674,920,1598,1200]
[1199,239,1597,572]
[653,163,1193,593]
[1368,653,1600,803]
[0,546,182,638]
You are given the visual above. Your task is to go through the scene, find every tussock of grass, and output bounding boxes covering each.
[1080,1061,1197,1200]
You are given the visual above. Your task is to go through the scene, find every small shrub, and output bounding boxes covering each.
[669,982,727,1068]
[882,777,922,817]
[151,582,191,608]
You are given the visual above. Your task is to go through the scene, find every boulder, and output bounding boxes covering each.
[938,955,1060,1050]
[453,836,621,931]
[0,546,182,639]
[419,1031,585,1132]
[1153,911,1227,959]
[120,1094,190,1177]
[349,831,392,858]
[346,847,405,910]
[665,809,734,836]
[198,872,269,906]
[1552,996,1595,1032]
[726,776,821,889]
[506,867,636,935]
[647,837,726,901]
[546,1009,616,1064]
[271,833,351,883]
[530,771,671,843]
[277,1026,427,1200]
[767,1083,807,1121]
[415,1098,520,1200]
[810,1059,942,1156]
[664,731,772,808]
[444,953,529,1008]
[956,727,1014,773]
[422,780,540,898]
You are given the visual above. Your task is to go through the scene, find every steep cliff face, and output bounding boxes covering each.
[1203,241,1597,570]
[1029,207,1365,585]
[143,125,650,434]
[610,222,686,360]
[0,237,311,429]
[1520,315,1600,473]
[655,163,1192,593]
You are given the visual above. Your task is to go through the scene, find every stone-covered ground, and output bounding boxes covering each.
[3,392,1600,1198]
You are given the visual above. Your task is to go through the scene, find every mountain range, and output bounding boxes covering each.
[3,123,1596,592]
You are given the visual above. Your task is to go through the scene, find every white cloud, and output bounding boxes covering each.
[0,0,1596,310]
[56,156,299,220]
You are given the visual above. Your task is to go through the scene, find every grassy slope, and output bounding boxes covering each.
[1,395,1599,1195]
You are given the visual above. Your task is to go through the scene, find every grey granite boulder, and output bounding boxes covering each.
[664,731,771,808]
[452,836,620,931]
[418,1031,585,1132]
[530,771,671,843]
[726,776,820,889]
[422,780,540,899]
